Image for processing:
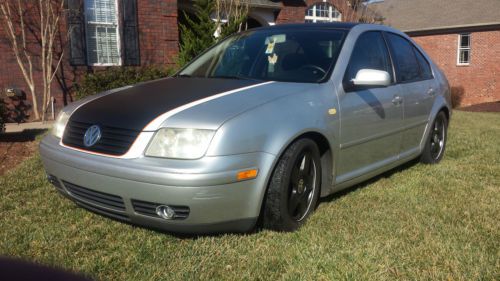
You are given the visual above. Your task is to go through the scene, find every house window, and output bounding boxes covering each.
[305,3,342,23]
[85,0,121,65]
[457,33,471,66]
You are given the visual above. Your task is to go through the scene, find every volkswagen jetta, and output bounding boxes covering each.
[40,23,451,233]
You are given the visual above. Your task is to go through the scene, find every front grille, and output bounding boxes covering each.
[74,200,130,221]
[63,181,126,211]
[131,199,190,220]
[62,120,140,156]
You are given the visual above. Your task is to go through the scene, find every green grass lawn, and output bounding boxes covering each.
[0,111,499,280]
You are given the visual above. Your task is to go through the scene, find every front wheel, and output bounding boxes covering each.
[421,111,448,164]
[263,138,321,232]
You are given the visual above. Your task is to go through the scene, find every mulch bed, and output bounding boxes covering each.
[458,101,500,112]
[0,129,45,176]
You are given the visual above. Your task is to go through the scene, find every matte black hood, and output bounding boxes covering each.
[69,77,260,131]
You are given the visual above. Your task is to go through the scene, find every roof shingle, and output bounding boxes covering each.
[368,0,500,32]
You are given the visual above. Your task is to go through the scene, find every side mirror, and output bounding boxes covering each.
[351,69,391,87]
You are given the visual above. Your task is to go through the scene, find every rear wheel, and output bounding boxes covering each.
[263,138,321,231]
[421,111,448,164]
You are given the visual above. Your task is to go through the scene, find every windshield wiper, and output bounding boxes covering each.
[177,74,258,80]
[210,75,251,80]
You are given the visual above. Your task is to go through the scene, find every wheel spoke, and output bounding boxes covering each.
[434,120,440,132]
[300,153,312,177]
[296,196,308,218]
[303,185,313,203]
[290,165,300,185]
[431,142,438,154]
[288,191,301,215]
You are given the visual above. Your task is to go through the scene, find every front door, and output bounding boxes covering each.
[337,31,403,183]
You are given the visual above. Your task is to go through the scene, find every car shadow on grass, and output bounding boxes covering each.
[159,159,421,239]
[0,129,47,142]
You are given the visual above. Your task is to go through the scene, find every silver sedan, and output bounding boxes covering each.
[40,23,451,233]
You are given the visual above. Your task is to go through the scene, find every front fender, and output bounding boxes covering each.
[206,85,340,199]
[206,85,339,157]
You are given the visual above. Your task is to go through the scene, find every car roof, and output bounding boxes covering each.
[256,22,361,31]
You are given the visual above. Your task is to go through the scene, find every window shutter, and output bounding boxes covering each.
[121,0,140,66]
[67,0,86,66]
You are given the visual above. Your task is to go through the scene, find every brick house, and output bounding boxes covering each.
[0,0,362,118]
[368,0,500,106]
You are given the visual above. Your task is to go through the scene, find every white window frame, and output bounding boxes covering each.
[84,0,122,66]
[305,2,342,23]
[457,33,471,66]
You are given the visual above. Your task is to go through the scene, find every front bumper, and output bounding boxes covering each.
[40,135,276,234]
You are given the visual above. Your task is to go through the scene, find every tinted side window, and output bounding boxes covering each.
[413,47,433,80]
[386,33,420,82]
[343,31,393,89]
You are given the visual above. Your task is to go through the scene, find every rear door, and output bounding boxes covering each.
[385,33,436,157]
[337,31,404,183]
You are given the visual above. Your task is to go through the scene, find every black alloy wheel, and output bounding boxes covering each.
[263,138,321,231]
[421,111,448,164]
[288,150,317,221]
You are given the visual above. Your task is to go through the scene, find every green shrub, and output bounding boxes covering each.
[75,66,175,100]
[178,0,217,67]
[178,0,247,66]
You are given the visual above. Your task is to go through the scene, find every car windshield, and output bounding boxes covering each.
[178,29,347,83]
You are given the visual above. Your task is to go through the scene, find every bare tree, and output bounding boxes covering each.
[1,1,37,119]
[0,0,65,121]
[214,0,248,37]
[342,0,383,23]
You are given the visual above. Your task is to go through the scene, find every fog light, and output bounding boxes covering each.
[156,205,176,220]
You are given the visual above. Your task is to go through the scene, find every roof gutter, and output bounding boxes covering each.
[404,22,500,36]
[241,0,282,10]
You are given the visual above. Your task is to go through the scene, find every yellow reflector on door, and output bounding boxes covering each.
[237,169,258,181]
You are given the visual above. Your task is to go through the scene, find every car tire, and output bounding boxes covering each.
[263,138,321,232]
[421,111,448,164]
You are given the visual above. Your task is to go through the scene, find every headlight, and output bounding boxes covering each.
[52,111,70,138]
[145,128,215,159]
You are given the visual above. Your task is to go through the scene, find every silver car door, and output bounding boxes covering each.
[337,31,404,183]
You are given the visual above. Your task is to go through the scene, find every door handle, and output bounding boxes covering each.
[392,95,402,105]
[427,88,436,96]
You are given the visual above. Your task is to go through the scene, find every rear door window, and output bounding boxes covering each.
[385,33,421,83]
[413,47,433,80]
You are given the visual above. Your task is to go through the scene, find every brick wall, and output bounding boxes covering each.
[0,0,179,119]
[412,30,500,106]
[137,0,179,65]
[277,0,355,24]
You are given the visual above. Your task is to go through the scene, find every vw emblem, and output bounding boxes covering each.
[83,125,102,147]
